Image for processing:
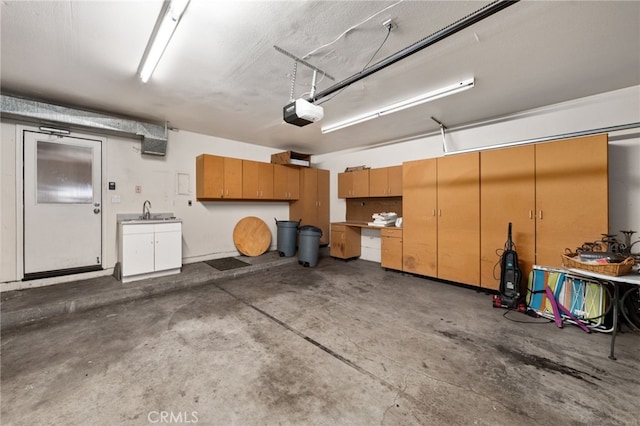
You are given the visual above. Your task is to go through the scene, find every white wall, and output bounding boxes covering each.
[0,124,290,285]
[2,86,638,283]
[315,85,640,262]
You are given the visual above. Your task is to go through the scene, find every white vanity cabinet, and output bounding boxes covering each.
[119,221,182,283]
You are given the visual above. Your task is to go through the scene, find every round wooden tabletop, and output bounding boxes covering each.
[233,216,271,256]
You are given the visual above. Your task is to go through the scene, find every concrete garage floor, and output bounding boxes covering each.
[1,255,639,425]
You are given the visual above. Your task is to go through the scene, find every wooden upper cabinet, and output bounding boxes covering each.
[338,169,369,198]
[480,145,536,290]
[437,153,480,286]
[402,158,438,276]
[534,134,608,267]
[196,154,242,200]
[242,160,273,199]
[273,164,300,200]
[369,166,402,197]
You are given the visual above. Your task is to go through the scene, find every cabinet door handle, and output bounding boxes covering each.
[539,210,543,220]
[432,209,436,216]
[529,210,533,219]
[439,209,442,216]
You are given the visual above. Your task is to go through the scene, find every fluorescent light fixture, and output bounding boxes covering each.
[319,111,379,133]
[139,0,190,83]
[321,78,474,134]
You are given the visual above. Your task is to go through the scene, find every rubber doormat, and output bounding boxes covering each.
[205,257,251,271]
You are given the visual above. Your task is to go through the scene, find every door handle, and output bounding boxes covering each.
[93,208,101,214]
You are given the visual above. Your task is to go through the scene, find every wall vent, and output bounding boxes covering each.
[141,137,168,156]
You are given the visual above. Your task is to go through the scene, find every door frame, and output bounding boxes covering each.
[15,124,108,281]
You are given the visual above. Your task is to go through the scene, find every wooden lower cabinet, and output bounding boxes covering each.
[330,224,361,259]
[381,227,402,270]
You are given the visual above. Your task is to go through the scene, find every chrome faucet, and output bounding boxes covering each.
[142,200,151,220]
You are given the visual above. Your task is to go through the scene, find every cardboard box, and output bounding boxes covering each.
[271,151,311,167]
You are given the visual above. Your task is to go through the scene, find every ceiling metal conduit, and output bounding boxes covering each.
[311,0,519,103]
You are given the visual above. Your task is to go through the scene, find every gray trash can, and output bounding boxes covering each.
[275,218,299,257]
[298,225,323,267]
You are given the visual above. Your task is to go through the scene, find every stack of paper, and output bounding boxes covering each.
[368,212,398,227]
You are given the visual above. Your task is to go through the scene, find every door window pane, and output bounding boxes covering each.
[37,141,93,203]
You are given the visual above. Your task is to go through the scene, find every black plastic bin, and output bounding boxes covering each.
[275,218,299,257]
[298,225,323,267]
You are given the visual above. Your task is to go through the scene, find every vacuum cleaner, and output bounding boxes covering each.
[492,223,526,311]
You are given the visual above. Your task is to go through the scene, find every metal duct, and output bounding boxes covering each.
[1,94,168,155]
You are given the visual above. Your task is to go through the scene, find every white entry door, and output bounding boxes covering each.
[23,130,102,278]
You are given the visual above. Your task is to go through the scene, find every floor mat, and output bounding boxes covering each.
[205,257,251,271]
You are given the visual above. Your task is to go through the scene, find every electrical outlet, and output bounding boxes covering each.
[382,19,395,31]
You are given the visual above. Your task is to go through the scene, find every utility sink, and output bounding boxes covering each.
[121,217,181,224]
[117,213,181,224]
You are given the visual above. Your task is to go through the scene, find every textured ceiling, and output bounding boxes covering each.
[1,1,639,154]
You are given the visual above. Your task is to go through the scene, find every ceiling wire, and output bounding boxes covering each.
[302,0,404,60]
[317,25,393,106]
[362,25,392,71]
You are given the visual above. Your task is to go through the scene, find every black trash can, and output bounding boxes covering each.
[298,225,323,267]
[275,218,299,257]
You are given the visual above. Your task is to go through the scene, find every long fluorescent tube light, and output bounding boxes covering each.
[139,0,190,83]
[321,78,474,134]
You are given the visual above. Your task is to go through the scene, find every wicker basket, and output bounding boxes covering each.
[561,253,635,276]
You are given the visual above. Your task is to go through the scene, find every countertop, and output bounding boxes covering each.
[117,212,181,225]
[119,218,183,225]
[331,221,403,230]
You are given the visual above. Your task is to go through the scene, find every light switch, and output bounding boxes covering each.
[111,195,121,204]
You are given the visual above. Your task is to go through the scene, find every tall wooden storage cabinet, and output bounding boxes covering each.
[480,145,536,290]
[480,134,608,289]
[534,134,609,266]
[290,168,330,245]
[402,158,438,276]
[437,153,480,286]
